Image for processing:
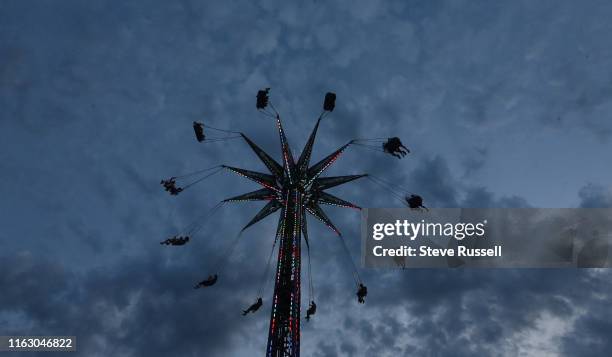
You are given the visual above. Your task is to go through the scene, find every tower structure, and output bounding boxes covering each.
[222,115,365,356]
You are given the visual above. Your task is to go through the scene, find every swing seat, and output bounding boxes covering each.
[323,92,336,112]
[193,122,205,142]
[256,88,270,109]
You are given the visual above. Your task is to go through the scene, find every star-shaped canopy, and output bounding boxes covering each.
[223,115,366,238]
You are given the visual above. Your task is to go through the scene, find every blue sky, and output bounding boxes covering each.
[2,1,612,356]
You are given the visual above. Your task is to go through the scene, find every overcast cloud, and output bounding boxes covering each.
[2,1,612,356]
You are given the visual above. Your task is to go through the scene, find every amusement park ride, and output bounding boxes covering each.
[161,89,419,356]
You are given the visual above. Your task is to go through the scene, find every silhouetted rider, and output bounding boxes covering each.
[161,177,177,191]
[194,274,218,289]
[306,301,317,321]
[405,194,428,211]
[161,177,183,195]
[356,283,368,304]
[242,297,263,315]
[382,137,409,159]
[256,88,270,109]
[160,236,190,246]
[193,121,205,142]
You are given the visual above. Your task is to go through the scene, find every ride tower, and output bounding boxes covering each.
[222,111,364,357]
[266,188,302,356]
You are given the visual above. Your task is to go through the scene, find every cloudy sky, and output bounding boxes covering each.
[2,0,612,356]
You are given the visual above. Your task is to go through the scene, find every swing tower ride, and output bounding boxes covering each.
[221,106,365,356]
